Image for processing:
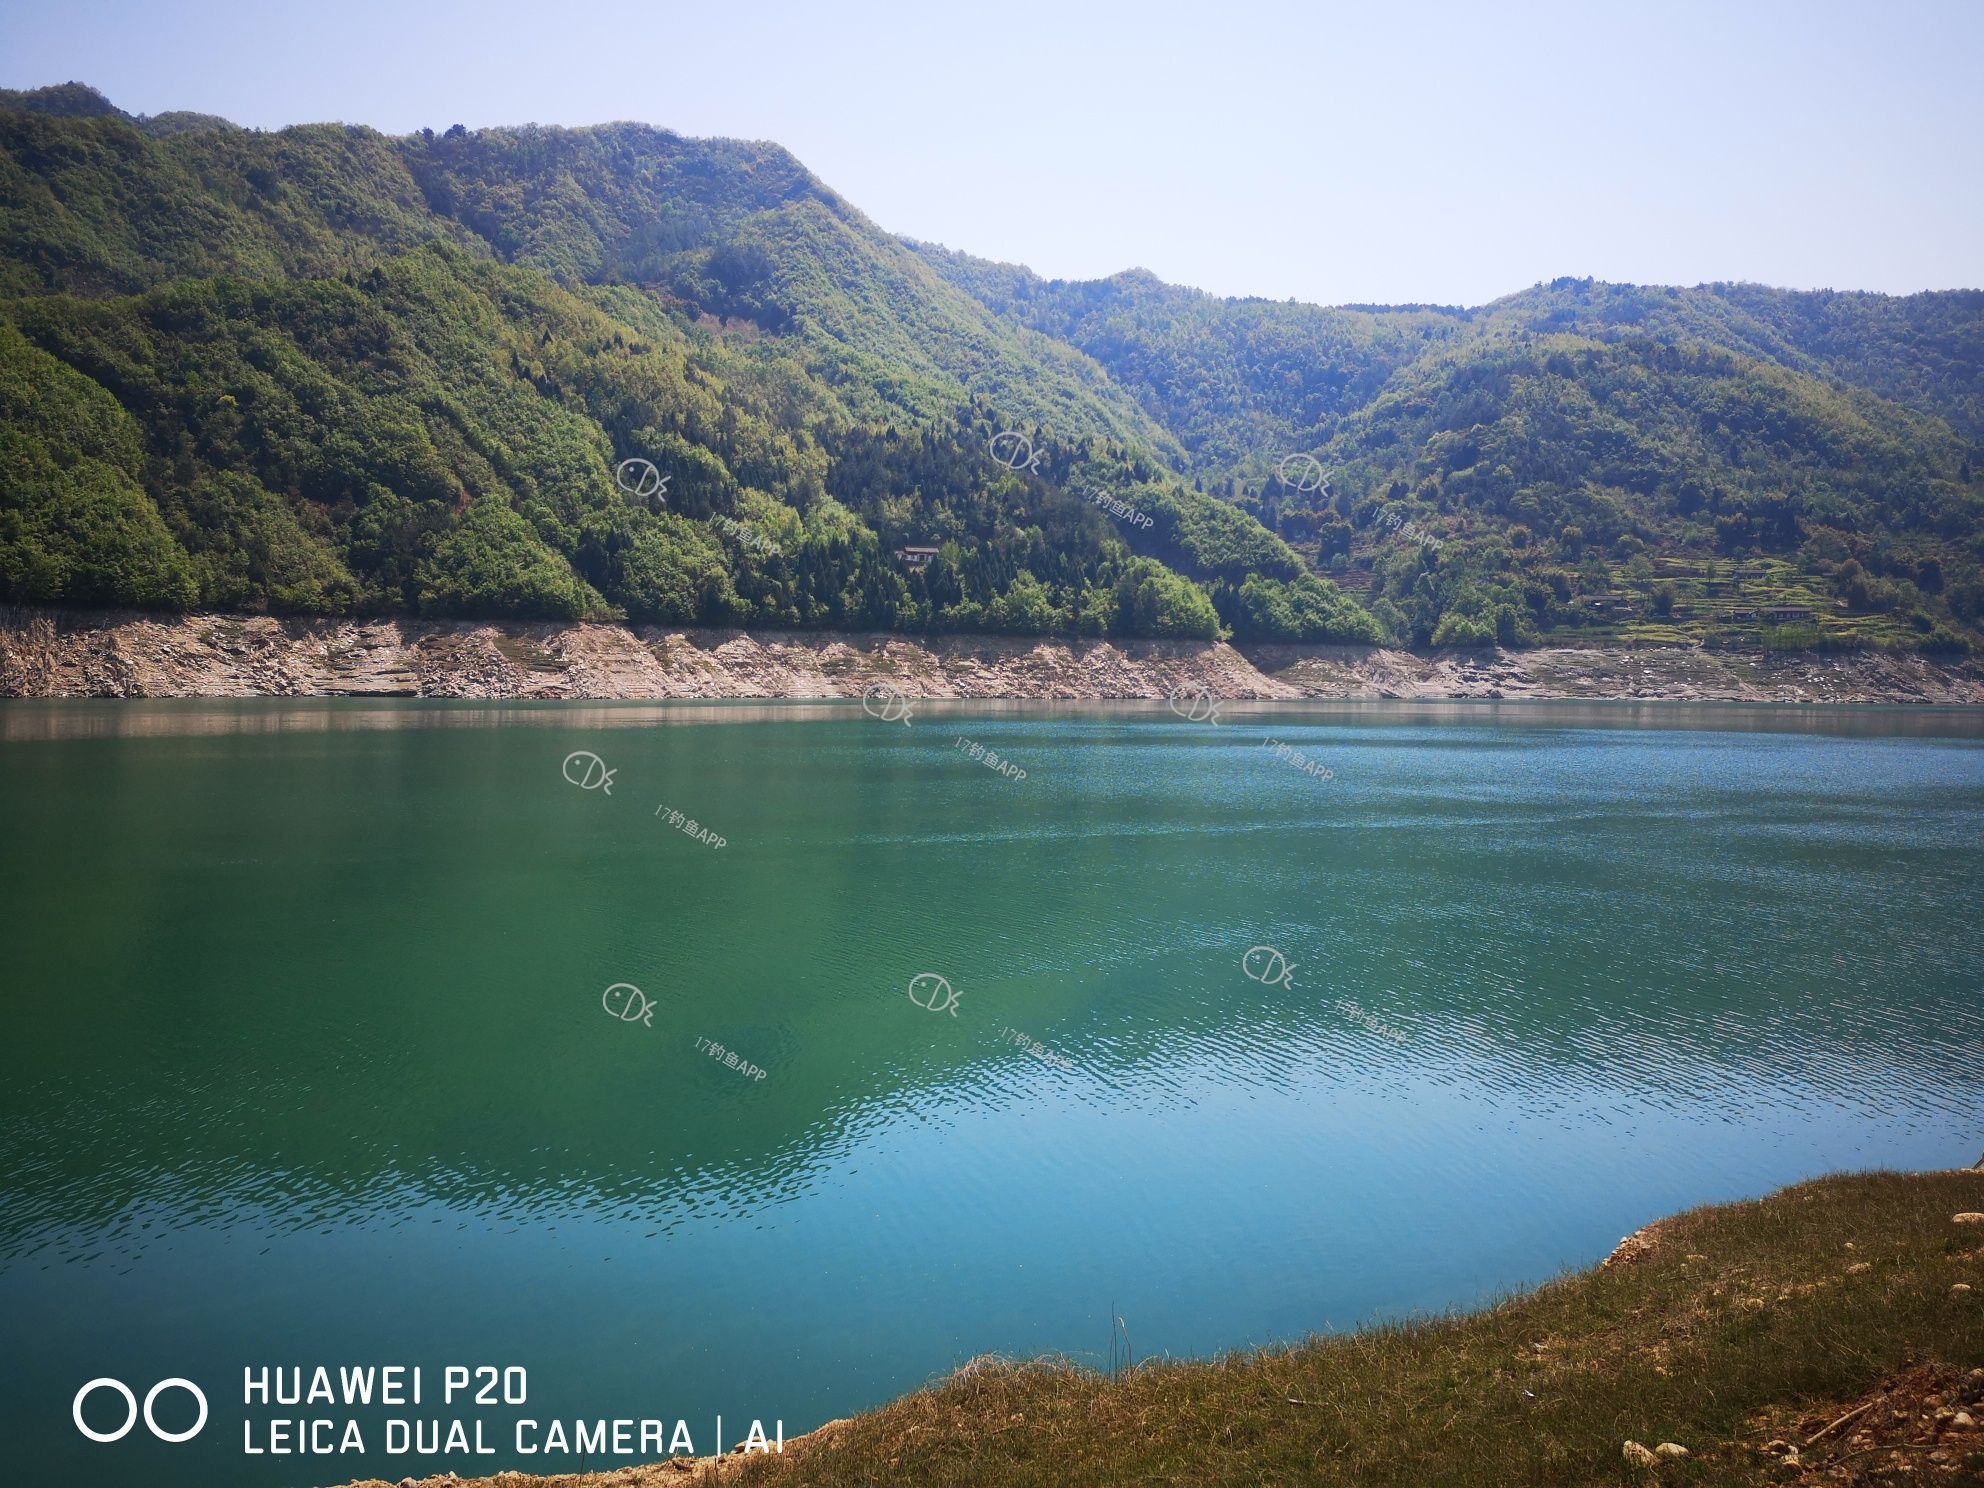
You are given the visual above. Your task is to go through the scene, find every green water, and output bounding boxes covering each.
[3,700,1982,1486]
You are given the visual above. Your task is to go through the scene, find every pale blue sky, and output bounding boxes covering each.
[4,0,1979,306]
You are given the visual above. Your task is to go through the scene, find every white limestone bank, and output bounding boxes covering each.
[4,607,1981,703]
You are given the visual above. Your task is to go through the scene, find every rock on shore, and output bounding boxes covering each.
[4,607,1982,703]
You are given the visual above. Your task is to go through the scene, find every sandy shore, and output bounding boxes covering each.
[4,607,1982,703]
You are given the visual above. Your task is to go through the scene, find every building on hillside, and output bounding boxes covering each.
[1581,593,1638,615]
[895,545,941,568]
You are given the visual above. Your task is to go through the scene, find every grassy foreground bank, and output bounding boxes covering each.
[347,1169,1984,1488]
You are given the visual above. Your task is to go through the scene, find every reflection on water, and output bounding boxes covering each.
[8,695,1984,740]
[1,702,1981,1487]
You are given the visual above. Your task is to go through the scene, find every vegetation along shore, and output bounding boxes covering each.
[332,1168,1984,1488]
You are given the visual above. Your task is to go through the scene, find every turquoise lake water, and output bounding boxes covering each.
[2,699,1981,1485]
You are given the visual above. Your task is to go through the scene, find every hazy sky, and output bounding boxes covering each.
[4,0,1979,307]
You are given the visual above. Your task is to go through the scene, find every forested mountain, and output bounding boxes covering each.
[3,82,1979,651]
[0,84,1366,642]
[0,79,235,139]
[915,249,1984,650]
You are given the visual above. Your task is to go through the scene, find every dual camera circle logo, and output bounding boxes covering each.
[73,1378,208,1443]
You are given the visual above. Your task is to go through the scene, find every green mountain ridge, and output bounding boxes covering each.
[0,79,238,140]
[0,84,1360,642]
[911,247,1984,649]
[2,82,1979,651]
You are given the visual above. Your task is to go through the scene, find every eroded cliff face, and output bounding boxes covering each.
[4,608,1982,704]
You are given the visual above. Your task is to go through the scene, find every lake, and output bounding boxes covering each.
[3,699,1981,1486]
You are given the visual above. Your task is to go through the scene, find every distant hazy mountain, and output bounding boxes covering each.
[3,84,1977,651]
[0,79,238,138]
[915,248,1983,647]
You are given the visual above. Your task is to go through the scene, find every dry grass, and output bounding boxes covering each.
[741,1171,1984,1487]
[345,1170,1984,1488]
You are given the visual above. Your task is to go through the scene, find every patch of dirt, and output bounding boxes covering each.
[335,1419,850,1488]
[1604,1221,1669,1268]
[1732,1363,1984,1484]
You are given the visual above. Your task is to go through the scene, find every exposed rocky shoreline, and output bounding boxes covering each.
[4,607,1982,703]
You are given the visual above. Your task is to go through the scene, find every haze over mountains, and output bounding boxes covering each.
[3,83,1980,651]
